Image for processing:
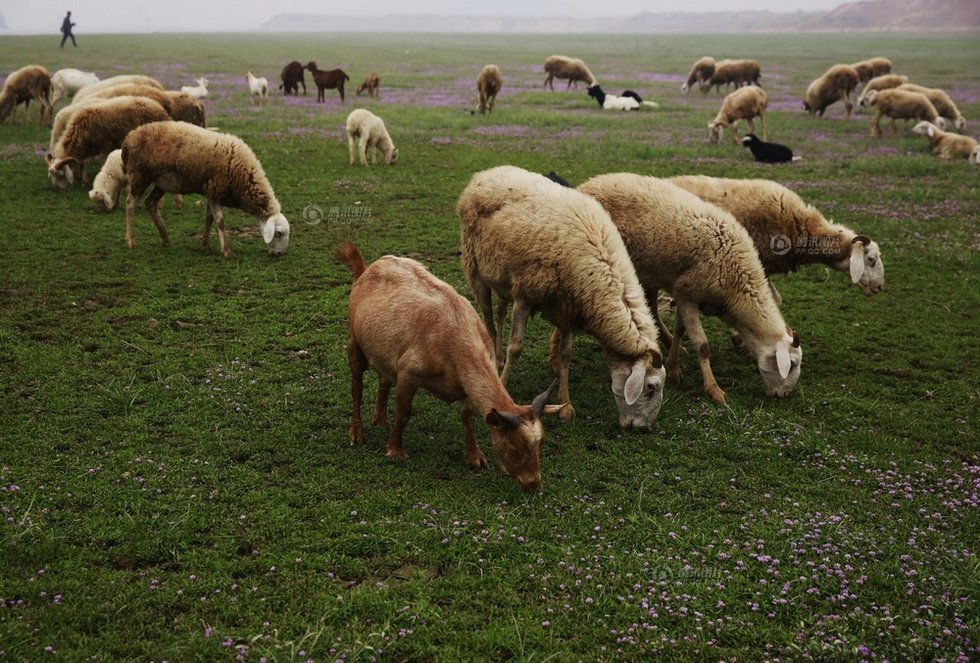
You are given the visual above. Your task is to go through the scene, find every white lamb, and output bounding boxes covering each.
[88,149,184,211]
[579,173,802,405]
[49,68,99,105]
[345,108,398,166]
[458,165,666,430]
[181,77,209,99]
[246,71,268,105]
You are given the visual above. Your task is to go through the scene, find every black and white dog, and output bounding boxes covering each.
[742,134,800,163]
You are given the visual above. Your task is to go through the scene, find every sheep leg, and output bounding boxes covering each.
[144,186,171,247]
[386,380,418,459]
[760,111,768,142]
[651,290,675,350]
[346,335,367,445]
[676,301,726,405]
[124,189,141,249]
[347,133,357,166]
[870,111,883,138]
[768,278,783,307]
[730,120,741,146]
[493,297,509,370]
[548,328,577,422]
[208,200,232,258]
[499,300,531,387]
[373,378,391,428]
[358,135,369,166]
[460,400,488,470]
[666,313,686,387]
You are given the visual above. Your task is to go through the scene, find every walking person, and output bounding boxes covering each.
[60,11,77,48]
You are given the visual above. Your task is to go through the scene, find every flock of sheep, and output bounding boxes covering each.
[2,49,969,490]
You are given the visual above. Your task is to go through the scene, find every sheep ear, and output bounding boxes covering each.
[623,361,647,406]
[775,342,791,380]
[261,217,276,243]
[927,124,936,137]
[64,164,75,184]
[849,241,865,284]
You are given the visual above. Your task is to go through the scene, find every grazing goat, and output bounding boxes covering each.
[336,242,561,491]
[475,65,502,115]
[458,166,666,430]
[306,62,349,103]
[246,71,268,105]
[356,73,380,97]
[742,134,798,163]
[279,61,306,96]
[543,55,596,91]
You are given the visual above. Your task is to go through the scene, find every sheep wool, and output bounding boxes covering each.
[804,64,859,119]
[72,75,163,103]
[0,64,52,125]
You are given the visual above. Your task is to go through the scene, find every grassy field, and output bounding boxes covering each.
[1,31,978,660]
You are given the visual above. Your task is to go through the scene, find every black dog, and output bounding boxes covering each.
[742,134,799,163]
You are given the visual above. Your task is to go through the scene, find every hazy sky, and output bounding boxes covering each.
[1,1,845,34]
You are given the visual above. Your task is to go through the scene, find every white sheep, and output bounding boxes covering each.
[45,96,171,189]
[72,75,163,103]
[88,149,185,211]
[246,71,268,105]
[334,242,561,491]
[862,88,947,137]
[897,83,965,130]
[804,64,859,119]
[579,173,802,404]
[910,121,978,161]
[180,77,209,99]
[681,56,715,94]
[856,74,909,106]
[708,86,767,145]
[0,64,52,125]
[345,108,398,166]
[668,175,885,303]
[49,68,99,105]
[543,55,596,91]
[458,165,666,430]
[121,121,290,257]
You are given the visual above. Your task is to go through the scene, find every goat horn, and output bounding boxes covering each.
[531,379,558,419]
[851,235,871,246]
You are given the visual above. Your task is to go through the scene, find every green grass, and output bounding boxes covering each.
[1,32,978,660]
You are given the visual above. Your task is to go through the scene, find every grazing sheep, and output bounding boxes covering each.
[180,77,209,99]
[543,55,596,91]
[50,68,99,105]
[45,96,171,189]
[458,165,666,430]
[0,65,52,125]
[862,88,947,137]
[246,71,268,105]
[709,86,767,144]
[804,64,860,119]
[345,109,398,166]
[475,65,502,115]
[742,134,798,163]
[335,242,561,491]
[88,148,183,212]
[681,56,715,94]
[121,121,290,257]
[702,59,762,94]
[911,121,978,161]
[355,73,380,98]
[579,173,803,404]
[72,84,206,127]
[897,83,965,130]
[856,73,910,106]
[165,91,207,127]
[667,175,885,301]
[72,75,163,103]
[851,57,892,84]
[306,62,349,103]
[279,61,306,96]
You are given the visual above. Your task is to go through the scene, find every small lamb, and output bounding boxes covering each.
[355,73,380,98]
[49,68,99,105]
[246,71,268,105]
[180,77,209,99]
[335,242,561,491]
[911,121,978,161]
[88,149,184,211]
[709,86,767,144]
[345,108,397,166]
[121,121,290,257]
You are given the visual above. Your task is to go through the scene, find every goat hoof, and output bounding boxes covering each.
[385,447,408,459]
[468,452,488,470]
[707,387,727,405]
[558,403,576,422]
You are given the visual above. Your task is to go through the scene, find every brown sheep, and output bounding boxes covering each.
[279,61,306,96]
[306,61,349,103]
[543,55,596,91]
[708,86,768,145]
[897,83,965,130]
[851,57,893,84]
[702,59,761,94]
[856,74,909,105]
[863,88,947,137]
[0,65,52,125]
[804,64,860,119]
[355,73,380,97]
[681,56,715,94]
[475,65,502,115]
[72,75,163,103]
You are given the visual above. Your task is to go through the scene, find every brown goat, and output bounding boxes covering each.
[306,61,349,103]
[279,61,306,95]
[475,65,502,115]
[355,73,380,97]
[335,242,560,491]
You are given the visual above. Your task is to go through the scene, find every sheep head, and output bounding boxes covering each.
[385,147,399,166]
[911,120,938,137]
[707,120,723,144]
[45,154,82,190]
[932,116,948,131]
[846,236,884,296]
[749,329,802,398]
[88,188,114,212]
[261,212,290,256]
[609,350,666,430]
[486,382,562,492]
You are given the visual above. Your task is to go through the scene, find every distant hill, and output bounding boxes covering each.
[263,0,980,33]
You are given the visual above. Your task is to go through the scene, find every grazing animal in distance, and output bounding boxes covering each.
[306,61,349,103]
[345,108,398,166]
[475,64,502,115]
[246,71,268,105]
[279,61,306,95]
[355,73,380,97]
[742,134,799,163]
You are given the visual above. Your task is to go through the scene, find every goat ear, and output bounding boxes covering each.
[775,342,791,380]
[44,153,54,167]
[849,241,865,284]
[623,361,647,406]
[486,409,522,431]
[261,217,276,243]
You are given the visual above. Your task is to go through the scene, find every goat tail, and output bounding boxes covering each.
[335,241,367,280]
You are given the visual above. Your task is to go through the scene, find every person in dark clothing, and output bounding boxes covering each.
[60,11,77,48]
